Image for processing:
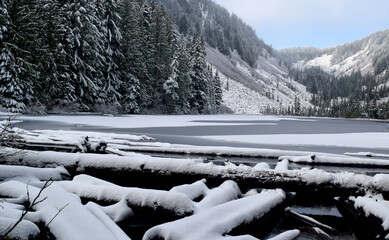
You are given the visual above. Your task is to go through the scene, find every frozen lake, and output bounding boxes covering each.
[8,114,389,156]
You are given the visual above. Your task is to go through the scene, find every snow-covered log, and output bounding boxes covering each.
[2,149,389,196]
[60,175,196,219]
[336,195,389,240]
[0,180,131,240]
[169,179,209,201]
[0,165,69,181]
[143,189,286,240]
[279,154,389,168]
[267,230,300,240]
[0,216,40,240]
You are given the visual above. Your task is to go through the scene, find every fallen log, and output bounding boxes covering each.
[143,189,287,240]
[285,208,336,233]
[2,148,389,197]
[335,196,389,240]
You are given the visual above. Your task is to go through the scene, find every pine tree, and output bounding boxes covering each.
[65,0,105,110]
[175,37,191,114]
[34,0,73,106]
[97,0,122,106]
[0,0,35,112]
[118,0,144,112]
[138,1,154,108]
[188,32,208,113]
[213,70,223,112]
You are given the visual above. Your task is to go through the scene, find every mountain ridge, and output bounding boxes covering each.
[281,29,389,77]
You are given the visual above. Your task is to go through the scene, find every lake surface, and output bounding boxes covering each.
[9,114,389,156]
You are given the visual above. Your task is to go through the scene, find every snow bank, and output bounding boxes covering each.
[143,189,286,240]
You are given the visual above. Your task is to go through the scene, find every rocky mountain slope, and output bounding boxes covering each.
[158,0,312,114]
[281,29,389,78]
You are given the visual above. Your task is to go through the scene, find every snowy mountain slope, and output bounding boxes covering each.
[207,47,312,114]
[282,29,389,77]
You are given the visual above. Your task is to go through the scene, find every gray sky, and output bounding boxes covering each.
[213,0,389,49]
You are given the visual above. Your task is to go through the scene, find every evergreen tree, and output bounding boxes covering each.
[118,0,143,112]
[188,32,208,113]
[0,0,35,112]
[97,0,122,106]
[34,0,73,105]
[65,0,105,109]
[213,70,223,111]
[175,37,191,113]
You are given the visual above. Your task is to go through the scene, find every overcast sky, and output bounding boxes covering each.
[213,0,389,49]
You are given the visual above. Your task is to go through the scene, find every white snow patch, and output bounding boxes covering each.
[202,132,389,150]
[353,195,389,230]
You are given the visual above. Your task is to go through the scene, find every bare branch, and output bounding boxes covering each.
[0,180,53,240]
[44,203,69,229]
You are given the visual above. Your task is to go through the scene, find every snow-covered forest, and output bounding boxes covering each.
[0,0,222,114]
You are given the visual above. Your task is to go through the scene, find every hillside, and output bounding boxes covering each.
[281,30,389,119]
[281,29,389,78]
[157,0,312,114]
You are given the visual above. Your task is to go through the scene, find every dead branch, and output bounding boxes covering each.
[0,180,53,240]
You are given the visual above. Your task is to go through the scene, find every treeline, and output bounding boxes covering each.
[0,0,222,114]
[156,0,274,67]
[289,67,389,119]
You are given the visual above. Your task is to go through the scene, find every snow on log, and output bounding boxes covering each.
[0,180,131,240]
[267,230,300,240]
[196,180,241,211]
[252,162,271,171]
[353,196,389,231]
[0,217,40,240]
[86,202,132,240]
[279,154,389,168]
[169,179,209,200]
[3,149,389,196]
[275,159,289,171]
[0,165,69,181]
[60,176,196,218]
[345,152,389,159]
[335,195,389,239]
[113,141,314,158]
[142,189,286,240]
[23,129,153,144]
